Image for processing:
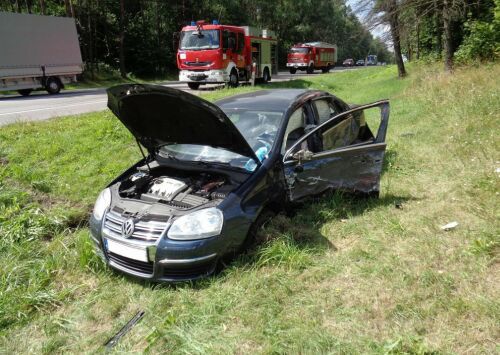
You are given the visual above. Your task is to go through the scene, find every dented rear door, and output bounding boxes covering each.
[283,100,389,201]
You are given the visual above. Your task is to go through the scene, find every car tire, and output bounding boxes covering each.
[228,69,239,88]
[307,63,314,74]
[263,68,271,83]
[241,209,276,251]
[45,77,61,94]
[289,68,297,74]
[18,89,32,96]
[187,82,200,90]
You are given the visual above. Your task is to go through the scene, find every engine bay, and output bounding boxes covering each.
[118,167,235,209]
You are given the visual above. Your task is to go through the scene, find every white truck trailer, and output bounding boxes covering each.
[0,12,83,96]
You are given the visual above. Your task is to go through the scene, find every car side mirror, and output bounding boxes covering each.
[292,149,313,162]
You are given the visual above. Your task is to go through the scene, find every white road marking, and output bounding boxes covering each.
[0,99,107,116]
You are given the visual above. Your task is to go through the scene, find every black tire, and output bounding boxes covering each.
[289,68,297,74]
[263,68,271,83]
[18,89,32,96]
[228,69,239,88]
[241,209,276,251]
[321,66,330,73]
[307,63,314,74]
[187,82,200,90]
[45,77,61,94]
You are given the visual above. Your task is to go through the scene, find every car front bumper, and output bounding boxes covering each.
[179,69,228,84]
[89,213,224,282]
[286,63,308,68]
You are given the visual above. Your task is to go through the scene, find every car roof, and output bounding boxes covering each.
[216,89,324,112]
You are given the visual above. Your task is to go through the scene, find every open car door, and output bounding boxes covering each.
[283,100,389,201]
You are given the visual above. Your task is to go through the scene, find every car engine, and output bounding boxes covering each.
[118,169,232,209]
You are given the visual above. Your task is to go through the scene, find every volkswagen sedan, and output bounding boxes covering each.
[89,85,389,281]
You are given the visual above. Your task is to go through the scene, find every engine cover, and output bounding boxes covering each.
[148,177,187,201]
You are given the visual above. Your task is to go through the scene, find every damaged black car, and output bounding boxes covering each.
[89,85,389,282]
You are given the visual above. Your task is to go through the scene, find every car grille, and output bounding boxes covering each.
[103,210,168,243]
[184,61,212,66]
[108,252,154,275]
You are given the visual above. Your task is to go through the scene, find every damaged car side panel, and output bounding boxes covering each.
[283,101,389,201]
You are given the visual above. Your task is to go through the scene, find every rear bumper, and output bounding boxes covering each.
[179,69,228,84]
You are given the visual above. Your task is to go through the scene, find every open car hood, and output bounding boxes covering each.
[107,84,260,164]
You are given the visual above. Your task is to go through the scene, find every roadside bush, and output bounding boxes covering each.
[455,0,500,63]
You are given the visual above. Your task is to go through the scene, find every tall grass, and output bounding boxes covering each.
[0,63,498,353]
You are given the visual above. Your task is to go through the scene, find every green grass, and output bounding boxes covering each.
[0,64,498,353]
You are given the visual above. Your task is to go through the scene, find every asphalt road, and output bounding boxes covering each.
[0,67,359,126]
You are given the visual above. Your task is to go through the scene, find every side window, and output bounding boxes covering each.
[314,99,337,124]
[237,32,244,53]
[222,30,229,49]
[282,107,306,153]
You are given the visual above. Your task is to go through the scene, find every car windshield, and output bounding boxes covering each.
[289,47,309,54]
[159,109,284,171]
[179,30,220,50]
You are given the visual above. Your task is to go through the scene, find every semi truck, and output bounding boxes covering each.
[0,12,83,96]
[287,42,337,74]
[176,20,278,89]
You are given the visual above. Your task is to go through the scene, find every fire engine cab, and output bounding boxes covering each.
[287,42,337,74]
[176,20,278,90]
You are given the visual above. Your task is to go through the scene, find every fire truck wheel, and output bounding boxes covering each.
[263,68,271,83]
[187,83,200,90]
[322,66,330,73]
[289,68,297,74]
[307,64,314,74]
[228,69,239,88]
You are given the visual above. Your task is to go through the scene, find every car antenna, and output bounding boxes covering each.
[136,139,151,171]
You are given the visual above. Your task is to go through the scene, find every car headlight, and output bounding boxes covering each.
[167,207,223,240]
[92,188,111,220]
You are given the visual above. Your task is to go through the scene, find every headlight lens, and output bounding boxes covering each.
[92,188,111,220]
[167,208,223,240]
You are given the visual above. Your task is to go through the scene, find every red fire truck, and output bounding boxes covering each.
[176,20,278,89]
[286,42,337,74]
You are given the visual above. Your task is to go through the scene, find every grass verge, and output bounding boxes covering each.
[0,63,498,353]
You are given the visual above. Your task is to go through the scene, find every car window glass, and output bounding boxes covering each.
[282,107,306,153]
[314,99,337,124]
[320,107,375,151]
[237,32,244,53]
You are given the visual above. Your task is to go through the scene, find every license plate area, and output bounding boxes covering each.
[104,238,148,262]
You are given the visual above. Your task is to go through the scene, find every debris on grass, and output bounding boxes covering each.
[441,221,459,231]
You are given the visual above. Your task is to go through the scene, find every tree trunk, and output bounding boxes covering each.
[388,0,406,77]
[15,0,21,12]
[442,0,453,72]
[39,0,45,14]
[119,0,127,78]
[25,0,32,13]
[64,0,71,17]
[416,20,420,60]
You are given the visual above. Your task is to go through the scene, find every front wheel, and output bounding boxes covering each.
[45,77,61,94]
[228,69,239,88]
[307,64,314,74]
[18,89,32,96]
[241,209,276,251]
[187,82,200,90]
[263,68,271,83]
[289,68,297,74]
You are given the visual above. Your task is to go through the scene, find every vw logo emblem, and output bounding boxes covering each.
[122,218,135,238]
